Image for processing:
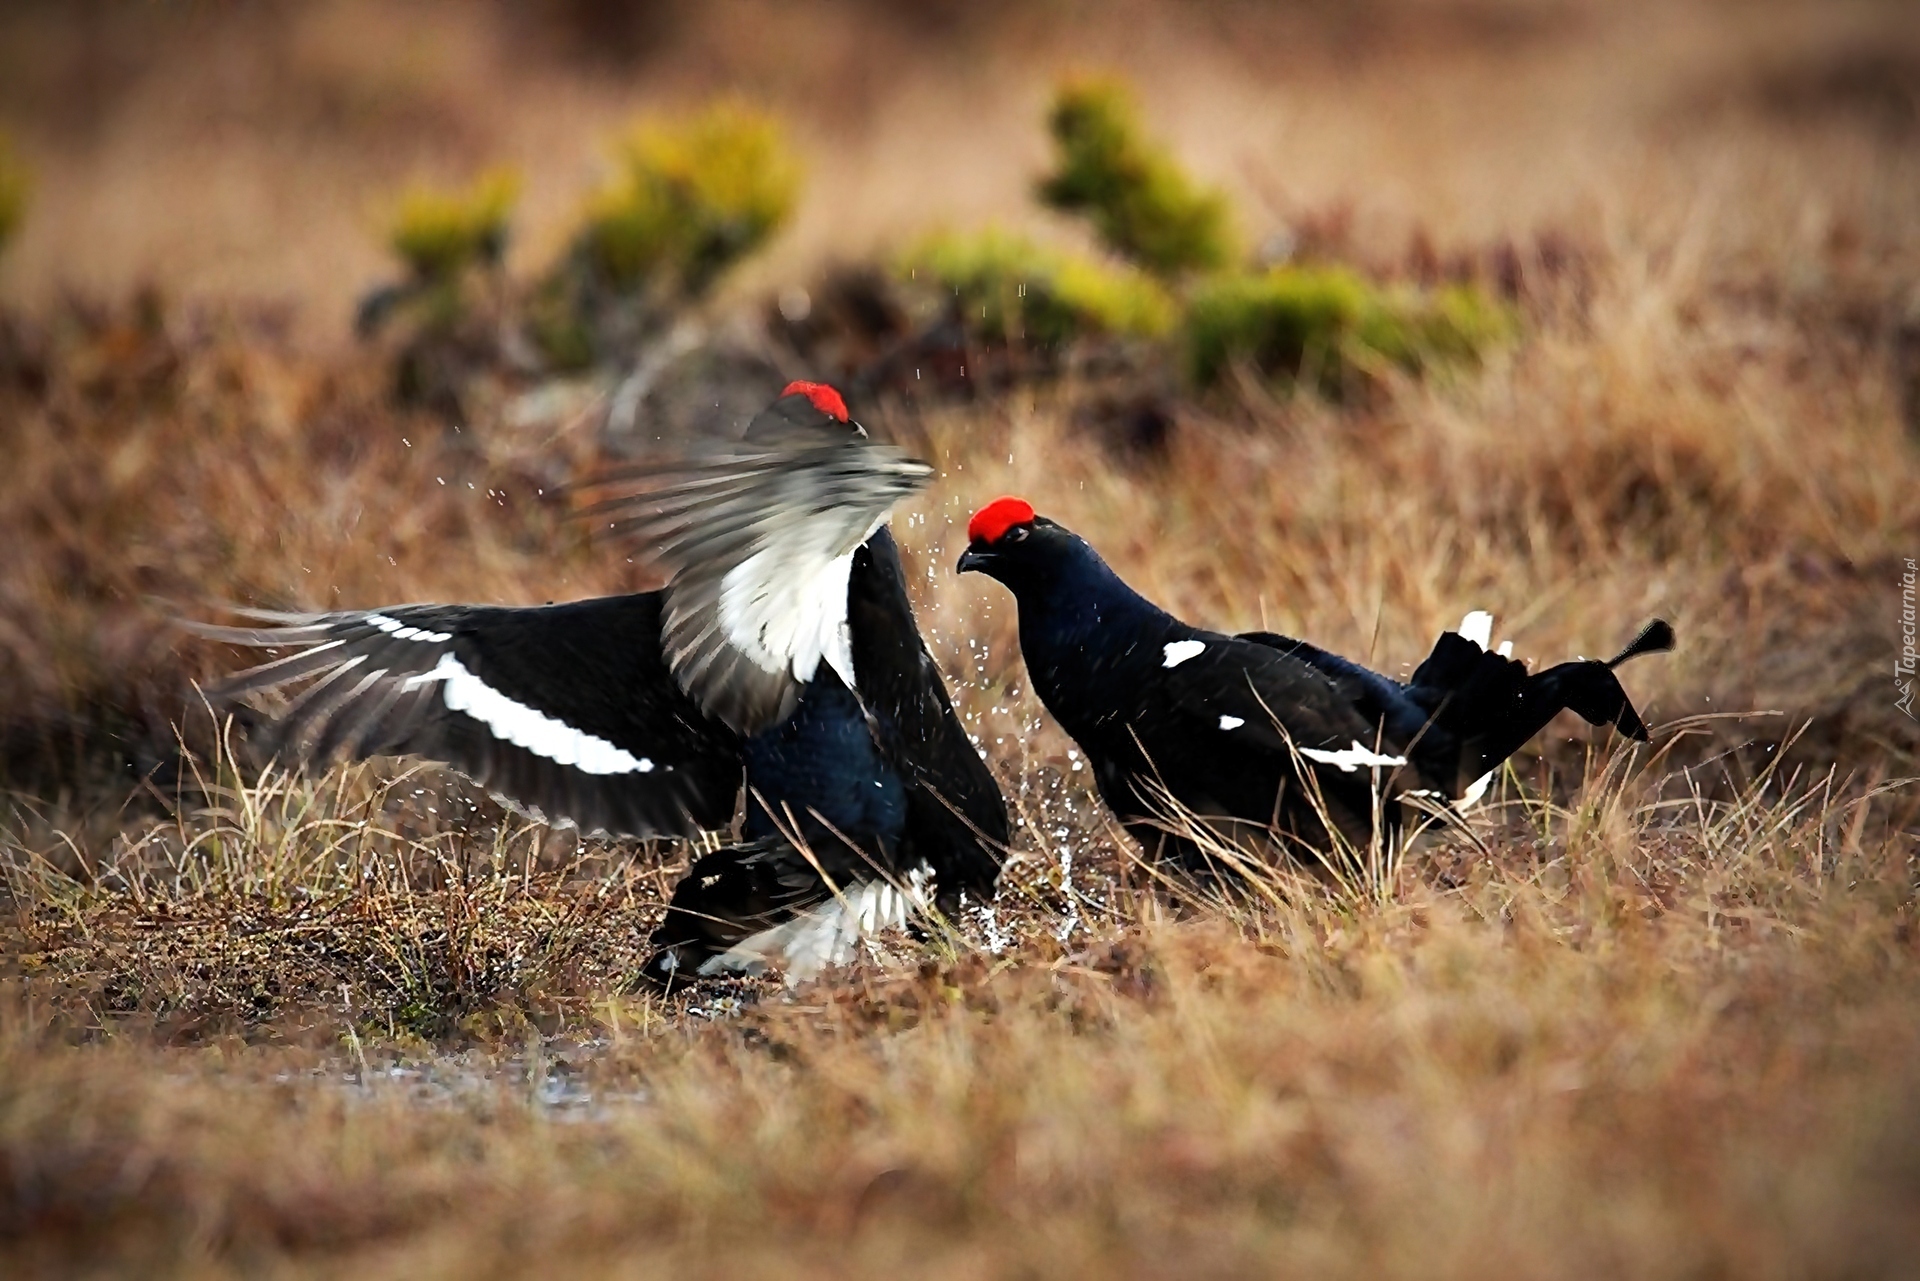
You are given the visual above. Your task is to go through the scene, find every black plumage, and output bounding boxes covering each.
[193,595,745,839]
[956,497,1671,875]
[642,525,1007,983]
[191,384,1008,985]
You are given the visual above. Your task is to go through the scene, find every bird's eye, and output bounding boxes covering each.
[1007,526,1030,543]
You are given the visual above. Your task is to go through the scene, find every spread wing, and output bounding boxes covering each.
[584,432,934,736]
[187,594,744,838]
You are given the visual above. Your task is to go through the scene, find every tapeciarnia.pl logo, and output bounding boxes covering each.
[1900,557,1918,720]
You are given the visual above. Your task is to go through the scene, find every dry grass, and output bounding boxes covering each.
[4,1,1920,1276]
[5,764,1917,1277]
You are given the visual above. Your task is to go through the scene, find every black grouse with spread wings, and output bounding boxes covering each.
[194,384,1008,983]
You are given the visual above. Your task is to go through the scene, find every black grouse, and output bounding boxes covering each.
[193,383,1008,984]
[956,496,1671,874]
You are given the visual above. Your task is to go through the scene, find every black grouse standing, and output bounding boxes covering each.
[956,497,1671,874]
[193,384,1008,984]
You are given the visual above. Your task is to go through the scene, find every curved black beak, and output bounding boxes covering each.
[956,545,993,575]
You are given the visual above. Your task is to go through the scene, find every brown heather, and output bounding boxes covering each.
[2,2,1919,1276]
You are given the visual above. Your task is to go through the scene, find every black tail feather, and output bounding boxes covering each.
[1408,617,1671,793]
[638,837,839,989]
[1607,618,1675,669]
[1528,661,1650,741]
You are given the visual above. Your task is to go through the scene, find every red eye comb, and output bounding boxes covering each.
[780,380,848,423]
[968,496,1036,544]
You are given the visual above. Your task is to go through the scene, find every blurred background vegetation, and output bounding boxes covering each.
[1,0,1912,419]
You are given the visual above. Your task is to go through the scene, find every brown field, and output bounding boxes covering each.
[3,1,1919,1276]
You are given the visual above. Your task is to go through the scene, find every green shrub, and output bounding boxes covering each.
[524,274,597,372]
[580,101,800,297]
[1037,78,1233,277]
[358,168,519,342]
[905,229,1176,347]
[0,135,28,256]
[1185,267,1511,389]
[388,168,519,284]
[1416,282,1514,361]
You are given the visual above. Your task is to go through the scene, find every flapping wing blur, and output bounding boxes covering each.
[584,433,935,736]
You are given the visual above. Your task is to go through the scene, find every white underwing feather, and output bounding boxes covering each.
[404,652,656,775]
[715,544,858,687]
[365,613,453,644]
[699,864,933,983]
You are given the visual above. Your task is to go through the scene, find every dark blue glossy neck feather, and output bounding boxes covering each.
[1013,533,1179,671]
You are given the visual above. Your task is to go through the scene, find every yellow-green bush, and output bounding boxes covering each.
[1185,267,1511,389]
[906,229,1176,347]
[581,101,800,297]
[388,168,519,285]
[1036,78,1233,277]
[524,275,597,372]
[1406,281,1515,362]
[0,135,29,256]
